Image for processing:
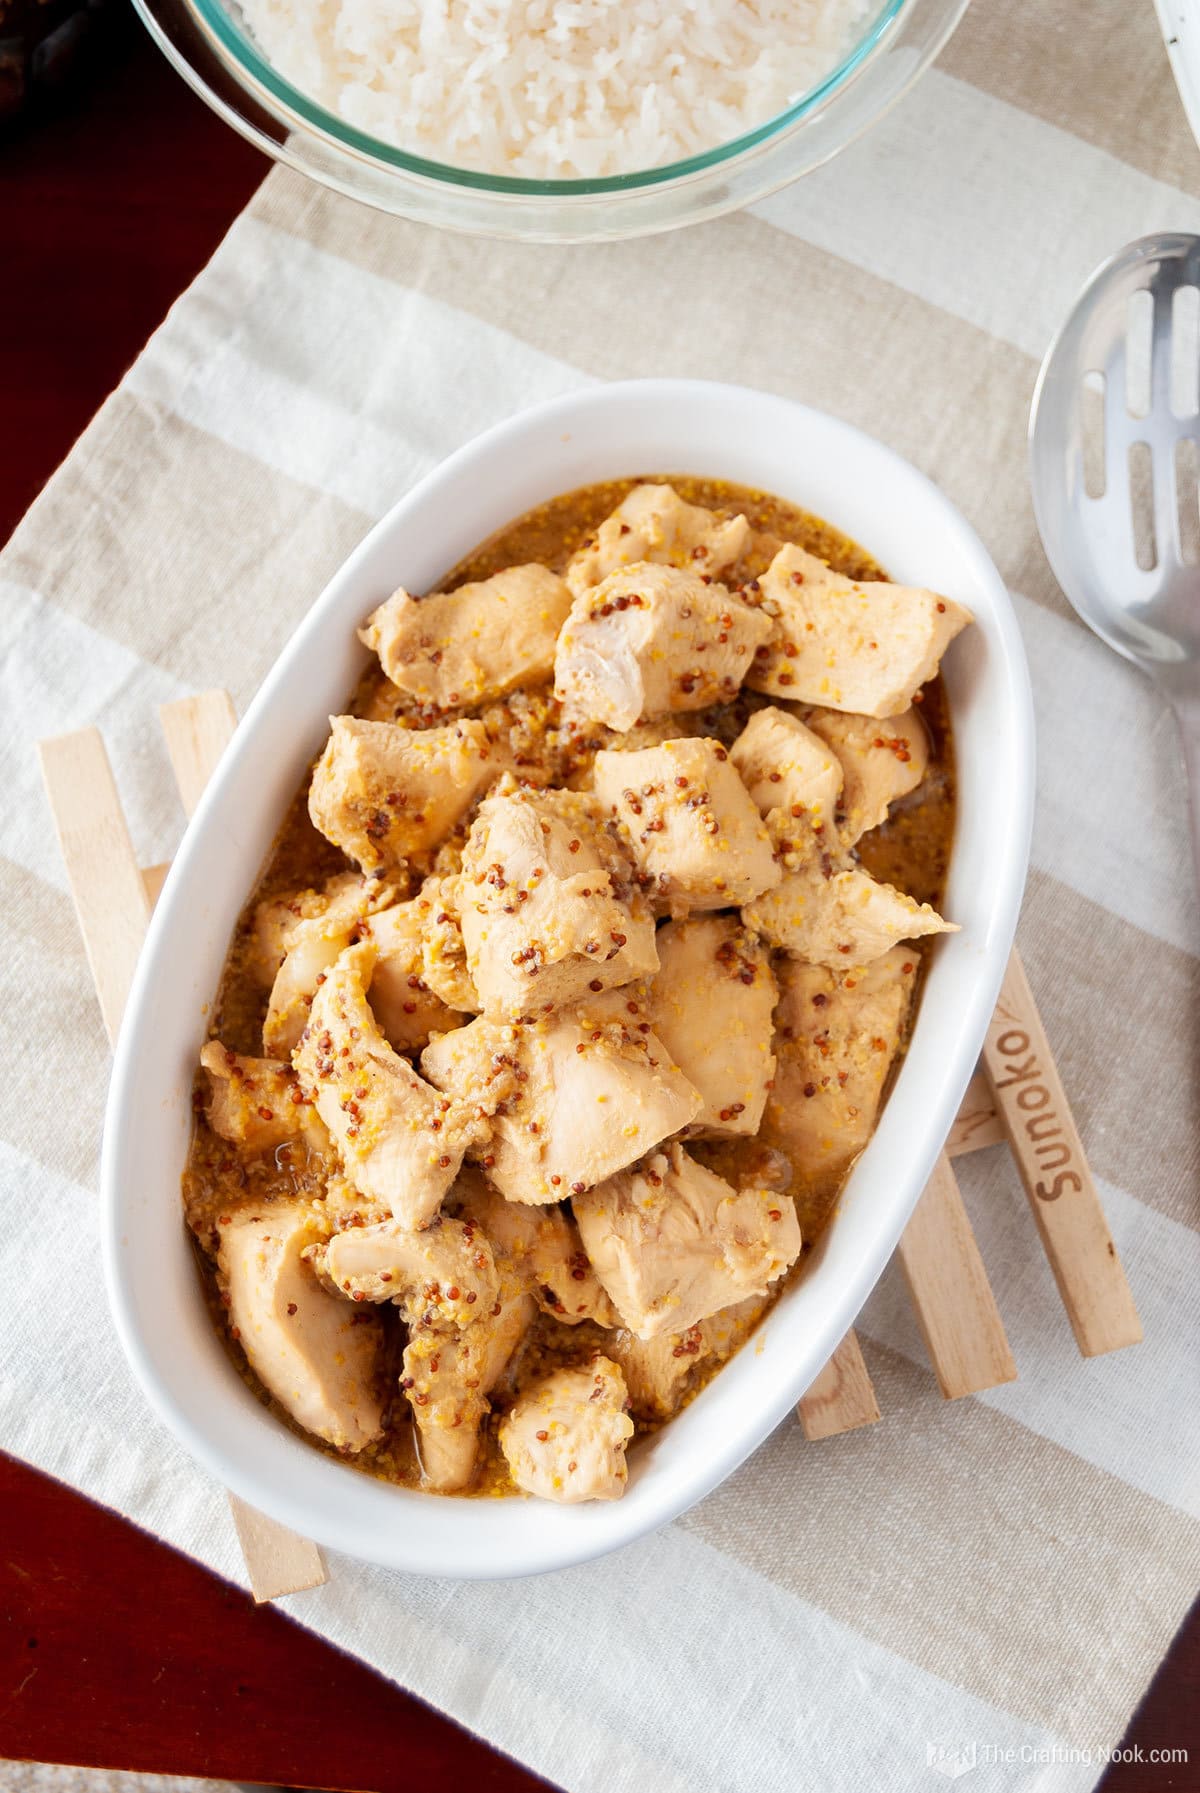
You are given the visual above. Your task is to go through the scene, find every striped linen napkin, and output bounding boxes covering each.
[3,1,1199,1788]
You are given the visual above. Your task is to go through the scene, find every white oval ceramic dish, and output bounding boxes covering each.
[102,379,1034,1579]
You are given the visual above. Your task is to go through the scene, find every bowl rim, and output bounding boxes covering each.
[181,0,907,195]
[101,378,1035,1579]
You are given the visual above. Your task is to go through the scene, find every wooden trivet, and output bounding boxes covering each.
[39,691,1142,1598]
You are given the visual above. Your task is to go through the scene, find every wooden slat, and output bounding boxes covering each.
[797,1081,1007,1438]
[946,1071,1005,1156]
[159,690,238,819]
[141,861,171,906]
[982,947,1142,1358]
[797,1328,881,1439]
[229,1498,327,1607]
[39,729,152,1048]
[156,691,328,1601]
[896,1152,1018,1399]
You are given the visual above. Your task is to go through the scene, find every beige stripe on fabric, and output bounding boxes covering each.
[681,1337,1200,1747]
[1015,869,1200,1230]
[1,394,370,704]
[941,0,1200,196]
[251,172,1073,631]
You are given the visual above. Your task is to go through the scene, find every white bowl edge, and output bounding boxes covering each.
[101,379,1035,1580]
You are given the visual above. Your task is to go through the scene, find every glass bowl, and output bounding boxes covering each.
[132,0,969,241]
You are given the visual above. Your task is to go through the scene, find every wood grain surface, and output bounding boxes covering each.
[982,949,1143,1357]
[797,1329,881,1439]
[0,23,1195,1788]
[37,726,152,1045]
[0,1453,552,1791]
[895,1152,1017,1400]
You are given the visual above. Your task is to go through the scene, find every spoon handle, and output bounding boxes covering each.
[1177,702,1200,897]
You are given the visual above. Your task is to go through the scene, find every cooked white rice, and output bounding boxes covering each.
[236,0,875,180]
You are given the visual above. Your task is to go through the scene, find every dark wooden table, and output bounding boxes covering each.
[1,20,1196,1788]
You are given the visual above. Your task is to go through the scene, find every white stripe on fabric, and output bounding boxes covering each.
[0,581,189,893]
[1014,591,1199,958]
[755,70,1200,363]
[860,1153,1200,1520]
[124,218,594,522]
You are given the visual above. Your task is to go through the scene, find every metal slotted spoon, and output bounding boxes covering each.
[1030,232,1200,892]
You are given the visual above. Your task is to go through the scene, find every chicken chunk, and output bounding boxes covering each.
[361,898,465,1051]
[799,704,929,844]
[293,943,478,1227]
[762,947,918,1214]
[499,1358,634,1503]
[199,1043,328,1156]
[308,716,496,875]
[315,1214,499,1327]
[359,565,573,710]
[457,780,658,1017]
[743,861,956,967]
[592,738,780,914]
[410,874,480,1012]
[454,1173,617,1325]
[554,563,771,731]
[608,1293,768,1421]
[604,1327,700,1423]
[573,1141,801,1339]
[218,1202,383,1451]
[565,483,750,597]
[263,872,396,1057]
[403,1267,534,1491]
[745,545,972,717]
[320,1169,391,1230]
[420,994,701,1205]
[730,706,843,840]
[246,887,331,989]
[643,917,777,1136]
